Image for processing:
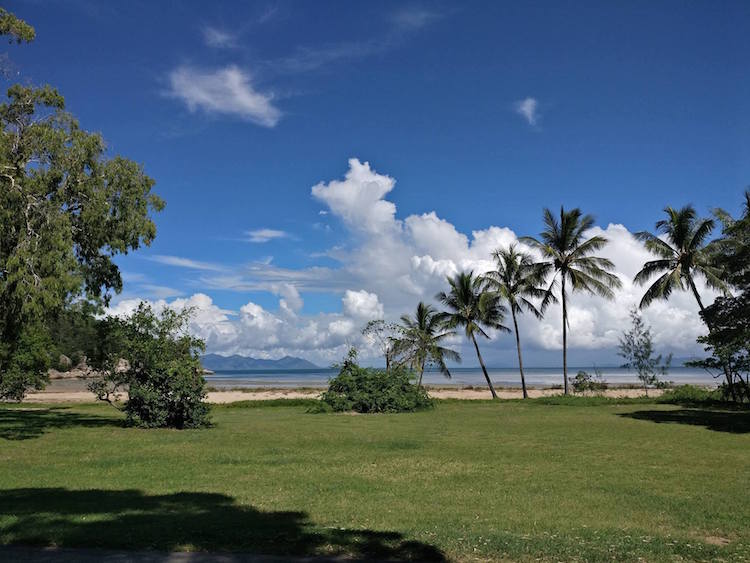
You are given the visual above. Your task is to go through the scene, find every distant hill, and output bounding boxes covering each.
[201,354,319,371]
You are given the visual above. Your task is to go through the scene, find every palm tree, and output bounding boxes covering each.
[437,271,509,399]
[634,205,727,312]
[522,207,622,395]
[634,205,733,397]
[391,302,461,386]
[482,244,554,398]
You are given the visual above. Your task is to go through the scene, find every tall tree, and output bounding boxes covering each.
[0,83,163,399]
[522,207,621,395]
[633,205,735,396]
[482,244,554,398]
[688,192,750,401]
[437,271,509,399]
[392,302,461,386]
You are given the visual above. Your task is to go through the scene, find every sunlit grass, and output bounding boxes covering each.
[0,400,748,561]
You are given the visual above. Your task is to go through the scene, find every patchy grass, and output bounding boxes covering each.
[0,400,748,561]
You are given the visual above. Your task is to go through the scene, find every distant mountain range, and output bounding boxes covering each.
[201,354,319,371]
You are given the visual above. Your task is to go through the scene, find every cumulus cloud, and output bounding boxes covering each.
[117,159,716,365]
[167,65,281,127]
[246,228,289,243]
[342,289,384,319]
[514,97,539,126]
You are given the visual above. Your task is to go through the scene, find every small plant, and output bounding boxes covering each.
[571,369,608,394]
[315,349,433,413]
[618,308,671,396]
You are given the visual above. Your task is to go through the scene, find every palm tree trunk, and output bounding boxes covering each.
[688,277,738,401]
[562,277,569,395]
[511,308,528,399]
[418,359,425,387]
[471,333,498,399]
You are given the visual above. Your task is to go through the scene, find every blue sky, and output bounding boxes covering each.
[7,0,750,365]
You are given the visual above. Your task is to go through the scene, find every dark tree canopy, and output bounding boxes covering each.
[0,84,163,399]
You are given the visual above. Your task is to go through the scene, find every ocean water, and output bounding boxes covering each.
[205,366,720,389]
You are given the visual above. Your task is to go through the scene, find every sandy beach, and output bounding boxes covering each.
[20,378,664,403]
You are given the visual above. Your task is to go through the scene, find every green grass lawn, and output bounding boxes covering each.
[0,399,748,562]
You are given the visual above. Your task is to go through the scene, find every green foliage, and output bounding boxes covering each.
[618,307,671,394]
[391,302,460,385]
[0,8,35,43]
[0,323,50,400]
[88,304,210,429]
[571,369,609,394]
[634,205,725,309]
[0,80,163,399]
[317,350,433,413]
[658,384,723,405]
[690,191,750,402]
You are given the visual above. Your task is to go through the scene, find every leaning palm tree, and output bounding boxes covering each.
[482,244,555,398]
[437,271,509,399]
[634,205,734,398]
[391,302,461,386]
[634,205,727,312]
[522,207,622,395]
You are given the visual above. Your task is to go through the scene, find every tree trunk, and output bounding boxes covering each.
[688,277,737,401]
[512,309,528,399]
[562,277,569,395]
[472,333,498,399]
[418,359,425,387]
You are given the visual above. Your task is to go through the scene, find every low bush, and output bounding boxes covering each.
[315,350,433,413]
[657,384,723,405]
[571,370,608,394]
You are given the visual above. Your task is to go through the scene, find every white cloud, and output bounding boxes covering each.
[121,159,717,365]
[342,289,384,319]
[202,26,237,48]
[246,228,289,243]
[514,97,539,126]
[167,65,281,127]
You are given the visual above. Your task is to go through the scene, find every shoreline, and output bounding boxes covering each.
[17,379,668,403]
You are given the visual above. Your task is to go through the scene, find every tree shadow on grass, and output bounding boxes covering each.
[619,408,750,434]
[0,407,122,441]
[0,488,446,561]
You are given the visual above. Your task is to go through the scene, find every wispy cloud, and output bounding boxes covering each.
[202,26,237,48]
[140,284,185,299]
[246,228,289,243]
[391,7,441,30]
[514,97,540,127]
[146,255,225,272]
[167,65,281,127]
[273,7,442,74]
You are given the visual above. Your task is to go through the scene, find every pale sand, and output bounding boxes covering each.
[20,384,663,403]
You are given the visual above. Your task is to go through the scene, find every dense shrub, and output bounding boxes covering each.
[88,303,210,429]
[316,351,433,413]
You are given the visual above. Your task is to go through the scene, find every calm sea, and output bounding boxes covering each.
[205,366,719,389]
